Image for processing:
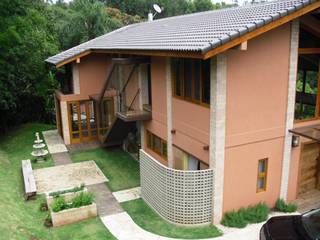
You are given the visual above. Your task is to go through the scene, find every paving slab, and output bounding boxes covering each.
[42,130,68,154]
[87,183,123,217]
[33,161,108,194]
[52,152,72,165]
[112,187,141,203]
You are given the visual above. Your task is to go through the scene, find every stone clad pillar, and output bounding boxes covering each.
[280,20,300,200]
[166,57,173,167]
[209,54,227,224]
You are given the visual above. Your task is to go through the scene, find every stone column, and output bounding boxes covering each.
[166,58,173,167]
[72,63,80,94]
[209,54,227,224]
[60,101,71,145]
[138,64,148,149]
[280,20,300,200]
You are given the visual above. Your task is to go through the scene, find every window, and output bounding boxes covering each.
[172,58,211,105]
[146,131,167,159]
[257,158,268,192]
[294,54,320,120]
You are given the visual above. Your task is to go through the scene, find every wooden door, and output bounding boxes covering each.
[298,142,320,196]
[68,101,98,144]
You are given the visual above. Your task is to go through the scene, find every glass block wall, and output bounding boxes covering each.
[140,149,214,225]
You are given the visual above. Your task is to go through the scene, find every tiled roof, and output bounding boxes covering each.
[46,0,317,65]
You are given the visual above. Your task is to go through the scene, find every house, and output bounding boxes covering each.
[46,0,320,225]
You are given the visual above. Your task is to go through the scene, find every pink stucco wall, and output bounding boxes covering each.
[78,54,111,97]
[172,99,210,163]
[223,23,291,212]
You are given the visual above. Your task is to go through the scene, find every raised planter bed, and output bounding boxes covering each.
[51,202,97,227]
[46,187,88,206]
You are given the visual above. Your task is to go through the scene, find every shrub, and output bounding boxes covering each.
[71,192,94,208]
[275,199,297,213]
[243,203,269,223]
[51,196,68,212]
[221,203,270,228]
[49,184,85,198]
[50,192,94,212]
[221,210,247,228]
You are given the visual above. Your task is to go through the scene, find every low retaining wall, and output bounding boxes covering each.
[51,203,97,227]
[140,149,214,225]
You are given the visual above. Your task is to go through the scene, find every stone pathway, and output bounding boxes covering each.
[112,187,141,203]
[87,183,123,216]
[51,152,72,165]
[42,130,68,154]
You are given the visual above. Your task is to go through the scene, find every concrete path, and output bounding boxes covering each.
[112,187,141,203]
[42,130,68,154]
[87,183,124,217]
[102,212,175,240]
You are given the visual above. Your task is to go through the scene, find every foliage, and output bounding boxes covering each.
[275,199,298,213]
[49,184,85,197]
[122,199,222,239]
[50,192,94,212]
[221,203,270,228]
[51,196,68,212]
[104,0,236,18]
[221,210,248,228]
[0,123,114,239]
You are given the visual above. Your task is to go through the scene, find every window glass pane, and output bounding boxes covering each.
[88,101,96,130]
[80,102,87,131]
[295,54,319,120]
[162,142,167,156]
[174,60,182,96]
[184,59,192,99]
[202,60,211,104]
[258,160,266,173]
[258,177,264,190]
[70,103,79,132]
[194,60,201,101]
[153,136,161,153]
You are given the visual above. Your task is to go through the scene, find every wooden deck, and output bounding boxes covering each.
[293,190,320,213]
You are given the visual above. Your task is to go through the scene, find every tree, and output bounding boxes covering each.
[0,0,59,131]
[193,0,213,12]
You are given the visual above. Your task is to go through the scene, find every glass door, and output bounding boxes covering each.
[68,100,98,144]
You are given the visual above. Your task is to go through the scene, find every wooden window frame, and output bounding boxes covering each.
[172,58,210,107]
[294,50,320,123]
[146,131,168,160]
[257,158,268,193]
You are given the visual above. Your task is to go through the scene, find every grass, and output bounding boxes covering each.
[275,198,298,213]
[122,199,222,239]
[71,147,140,192]
[221,203,270,228]
[0,123,116,240]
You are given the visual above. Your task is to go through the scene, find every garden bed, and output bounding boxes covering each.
[51,202,97,227]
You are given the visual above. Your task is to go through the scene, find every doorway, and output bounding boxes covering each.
[68,100,98,144]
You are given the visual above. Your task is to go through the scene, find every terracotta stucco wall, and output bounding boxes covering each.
[223,24,291,212]
[78,54,111,97]
[172,99,210,163]
[144,57,168,165]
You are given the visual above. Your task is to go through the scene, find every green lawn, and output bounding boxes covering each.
[122,199,223,239]
[0,123,116,240]
[71,147,140,192]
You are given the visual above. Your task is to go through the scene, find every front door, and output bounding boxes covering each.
[298,142,320,196]
[68,101,97,144]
